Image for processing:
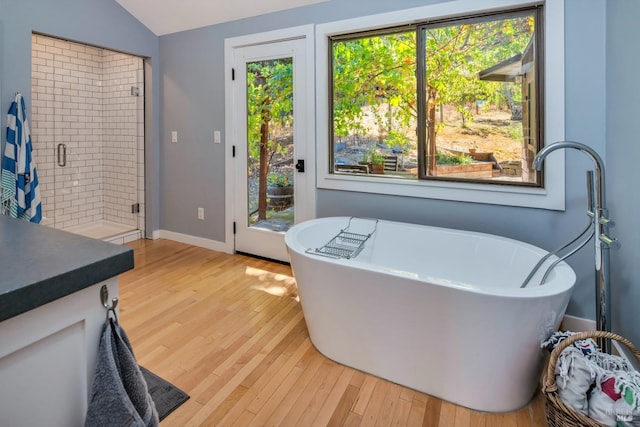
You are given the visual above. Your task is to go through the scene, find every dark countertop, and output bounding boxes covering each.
[0,216,134,323]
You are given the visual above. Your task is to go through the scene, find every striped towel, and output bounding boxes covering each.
[1,92,42,223]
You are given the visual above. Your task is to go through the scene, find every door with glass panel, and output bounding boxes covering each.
[232,38,313,262]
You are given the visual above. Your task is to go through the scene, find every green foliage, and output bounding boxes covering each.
[246,59,293,168]
[507,122,523,141]
[363,150,386,165]
[332,31,416,140]
[424,15,534,125]
[267,172,292,187]
[331,12,535,146]
[436,150,472,165]
[384,129,410,153]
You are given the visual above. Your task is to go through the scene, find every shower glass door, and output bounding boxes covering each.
[32,34,145,239]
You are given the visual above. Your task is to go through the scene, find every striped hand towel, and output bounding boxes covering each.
[1,92,42,223]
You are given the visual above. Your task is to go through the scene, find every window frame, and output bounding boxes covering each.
[315,0,565,210]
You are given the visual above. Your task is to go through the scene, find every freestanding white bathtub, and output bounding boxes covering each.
[284,217,576,412]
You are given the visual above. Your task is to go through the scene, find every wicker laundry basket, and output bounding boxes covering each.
[542,330,640,427]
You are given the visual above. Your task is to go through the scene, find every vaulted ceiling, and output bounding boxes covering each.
[115,0,329,35]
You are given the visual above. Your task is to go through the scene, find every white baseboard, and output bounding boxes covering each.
[151,230,161,240]
[560,314,596,332]
[157,229,233,254]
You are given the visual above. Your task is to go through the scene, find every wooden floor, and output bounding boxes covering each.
[119,239,547,426]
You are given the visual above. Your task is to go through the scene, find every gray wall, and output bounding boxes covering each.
[158,0,636,341]
[606,0,640,347]
[0,0,161,234]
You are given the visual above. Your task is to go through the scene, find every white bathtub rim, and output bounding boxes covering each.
[285,216,576,298]
[289,252,573,298]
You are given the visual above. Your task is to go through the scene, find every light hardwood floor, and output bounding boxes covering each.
[119,239,547,426]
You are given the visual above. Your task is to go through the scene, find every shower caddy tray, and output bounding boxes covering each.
[306,217,378,259]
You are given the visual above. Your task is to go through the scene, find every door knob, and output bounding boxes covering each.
[295,159,305,173]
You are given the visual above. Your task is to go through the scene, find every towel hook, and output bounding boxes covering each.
[100,284,119,324]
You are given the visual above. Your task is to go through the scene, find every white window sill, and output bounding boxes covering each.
[318,161,564,210]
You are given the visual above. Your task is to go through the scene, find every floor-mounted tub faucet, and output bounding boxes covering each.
[533,141,617,353]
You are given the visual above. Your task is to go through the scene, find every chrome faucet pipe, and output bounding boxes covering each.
[533,141,614,353]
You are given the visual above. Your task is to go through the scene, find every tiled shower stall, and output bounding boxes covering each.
[30,34,144,243]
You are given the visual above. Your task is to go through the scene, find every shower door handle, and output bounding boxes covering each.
[57,143,67,167]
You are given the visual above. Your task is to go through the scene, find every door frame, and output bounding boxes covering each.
[224,25,316,259]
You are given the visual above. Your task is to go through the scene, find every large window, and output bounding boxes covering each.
[330,8,542,187]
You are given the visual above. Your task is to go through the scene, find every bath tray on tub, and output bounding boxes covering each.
[306,217,378,259]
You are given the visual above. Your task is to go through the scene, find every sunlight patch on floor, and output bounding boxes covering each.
[245,266,299,301]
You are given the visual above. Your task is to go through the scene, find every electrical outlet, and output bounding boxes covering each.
[214,131,221,144]
[197,207,205,220]
[171,131,178,143]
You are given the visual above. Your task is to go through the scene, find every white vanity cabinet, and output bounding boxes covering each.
[0,216,133,427]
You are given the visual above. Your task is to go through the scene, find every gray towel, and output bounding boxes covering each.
[85,319,159,427]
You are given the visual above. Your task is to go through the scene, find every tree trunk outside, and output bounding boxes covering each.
[258,123,269,220]
[427,87,438,175]
[258,87,271,220]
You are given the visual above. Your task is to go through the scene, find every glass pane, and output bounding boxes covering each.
[331,31,418,179]
[246,58,295,232]
[423,12,538,184]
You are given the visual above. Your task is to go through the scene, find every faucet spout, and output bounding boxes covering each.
[533,141,606,211]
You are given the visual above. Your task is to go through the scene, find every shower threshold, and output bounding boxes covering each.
[64,220,141,244]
